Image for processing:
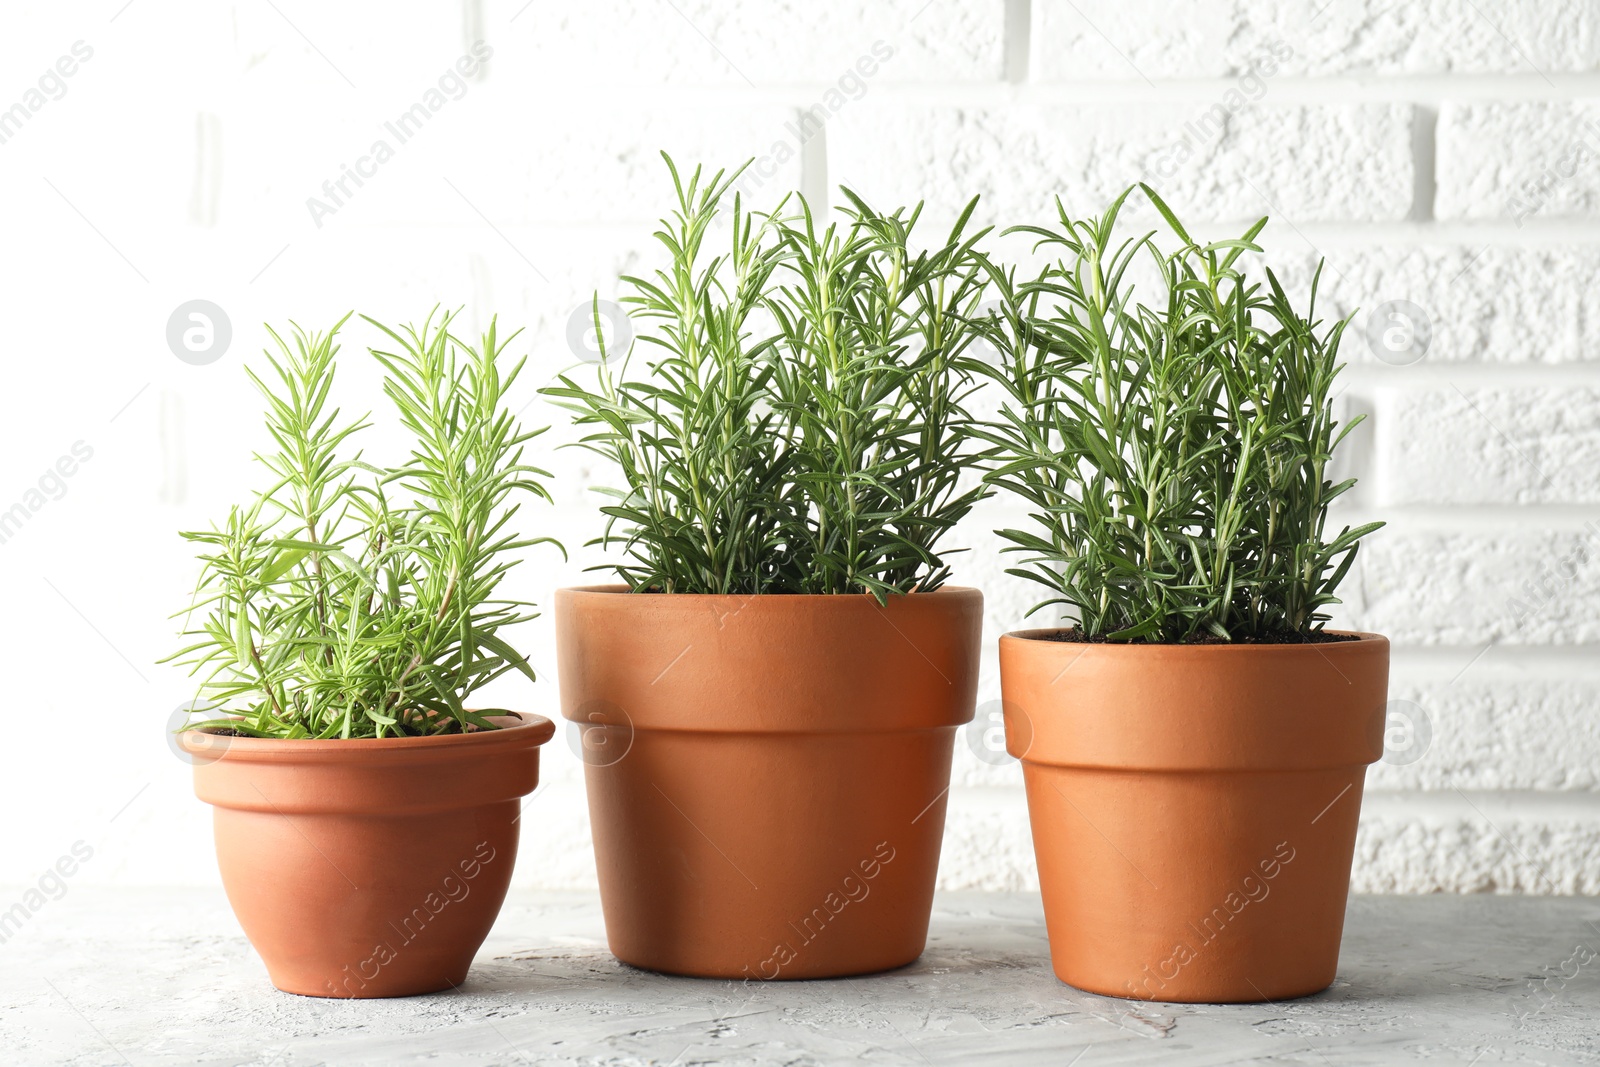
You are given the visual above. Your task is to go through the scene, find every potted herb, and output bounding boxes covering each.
[167,311,560,998]
[543,158,989,979]
[976,188,1387,1003]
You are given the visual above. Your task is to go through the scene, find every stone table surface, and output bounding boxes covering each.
[3,890,1598,1066]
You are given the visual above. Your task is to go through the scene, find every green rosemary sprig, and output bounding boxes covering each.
[165,309,560,738]
[542,154,993,601]
[972,185,1381,641]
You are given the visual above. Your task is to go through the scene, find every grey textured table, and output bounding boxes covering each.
[4,890,1598,1065]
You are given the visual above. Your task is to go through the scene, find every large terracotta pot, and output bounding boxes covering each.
[181,712,555,998]
[555,585,982,979]
[999,630,1388,1003]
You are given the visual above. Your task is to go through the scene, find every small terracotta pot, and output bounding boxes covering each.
[180,713,555,998]
[1000,630,1388,1003]
[555,585,981,979]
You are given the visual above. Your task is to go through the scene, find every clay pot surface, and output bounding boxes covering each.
[555,585,982,979]
[182,712,555,998]
[999,630,1389,1003]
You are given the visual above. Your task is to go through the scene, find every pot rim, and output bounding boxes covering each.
[1001,628,1386,653]
[998,628,1389,770]
[559,583,980,602]
[176,710,556,762]
[555,584,983,733]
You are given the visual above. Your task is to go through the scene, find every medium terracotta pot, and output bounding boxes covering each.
[180,712,555,998]
[999,630,1388,1003]
[555,585,981,979]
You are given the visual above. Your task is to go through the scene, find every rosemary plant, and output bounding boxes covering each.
[543,156,992,600]
[167,310,559,738]
[975,186,1380,642]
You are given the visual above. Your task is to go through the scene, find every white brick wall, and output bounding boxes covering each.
[830,101,1417,225]
[1032,1,1600,79]
[1,0,1596,898]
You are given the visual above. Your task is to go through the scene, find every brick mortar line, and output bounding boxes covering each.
[432,76,1600,100]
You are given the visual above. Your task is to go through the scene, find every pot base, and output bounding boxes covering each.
[585,729,950,981]
[1021,763,1369,1004]
[1053,971,1334,1005]
[613,948,924,982]
[270,967,471,999]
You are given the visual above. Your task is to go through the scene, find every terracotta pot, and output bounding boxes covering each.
[180,713,555,998]
[999,630,1388,1003]
[555,585,981,979]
